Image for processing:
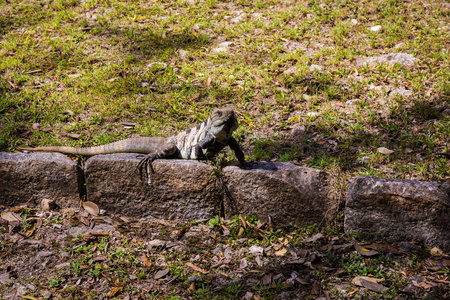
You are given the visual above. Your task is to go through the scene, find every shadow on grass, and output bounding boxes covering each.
[248,95,449,180]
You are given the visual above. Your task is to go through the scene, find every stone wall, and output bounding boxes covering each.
[1,152,449,251]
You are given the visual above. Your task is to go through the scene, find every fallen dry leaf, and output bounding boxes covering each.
[175,225,190,239]
[355,244,379,257]
[275,247,288,257]
[297,248,308,258]
[8,220,20,231]
[359,278,389,292]
[83,233,96,242]
[378,147,394,155]
[304,233,323,243]
[311,280,319,295]
[1,211,21,222]
[211,259,231,268]
[352,276,383,286]
[107,286,123,297]
[238,227,244,236]
[434,279,449,283]
[295,277,309,285]
[41,199,55,211]
[143,254,152,267]
[430,247,445,256]
[186,262,209,274]
[25,226,35,238]
[9,206,28,213]
[240,215,247,228]
[288,258,308,266]
[155,268,170,279]
[416,281,435,289]
[75,214,90,227]
[262,273,272,285]
[277,237,288,245]
[188,282,195,294]
[92,256,107,262]
[363,243,402,255]
[83,201,100,216]
[90,232,109,236]
[68,133,80,139]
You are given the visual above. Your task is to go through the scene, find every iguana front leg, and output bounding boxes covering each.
[227,136,249,166]
[194,135,215,160]
[195,135,251,167]
[137,143,179,184]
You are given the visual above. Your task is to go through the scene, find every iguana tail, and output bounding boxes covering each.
[19,137,168,156]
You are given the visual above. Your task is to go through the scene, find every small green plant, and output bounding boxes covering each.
[21,216,32,229]
[88,264,103,277]
[246,215,259,226]
[48,276,64,288]
[168,263,187,282]
[302,223,318,235]
[222,281,242,298]
[411,99,441,120]
[279,144,302,161]
[71,261,81,275]
[52,216,63,224]
[251,138,276,161]
[208,216,221,229]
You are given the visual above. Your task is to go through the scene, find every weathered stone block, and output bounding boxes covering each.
[222,162,332,226]
[0,152,82,208]
[84,154,221,219]
[345,176,450,251]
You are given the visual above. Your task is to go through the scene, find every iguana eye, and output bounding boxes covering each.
[217,111,222,117]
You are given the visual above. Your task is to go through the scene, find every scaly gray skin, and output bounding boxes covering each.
[20,107,249,181]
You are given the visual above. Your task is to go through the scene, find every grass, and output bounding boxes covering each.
[1,0,449,185]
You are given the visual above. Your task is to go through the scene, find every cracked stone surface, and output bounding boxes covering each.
[345,176,450,251]
[0,152,82,208]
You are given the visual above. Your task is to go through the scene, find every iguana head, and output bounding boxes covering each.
[209,107,239,142]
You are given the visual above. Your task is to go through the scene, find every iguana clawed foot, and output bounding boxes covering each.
[136,153,157,185]
[240,160,256,169]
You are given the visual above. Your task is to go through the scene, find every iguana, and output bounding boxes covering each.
[20,107,249,183]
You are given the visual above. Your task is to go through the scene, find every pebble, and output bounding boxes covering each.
[41,290,52,299]
[188,275,203,283]
[211,244,224,255]
[178,49,188,59]
[239,257,248,269]
[370,25,381,32]
[224,247,233,259]
[309,64,323,72]
[389,87,413,98]
[394,42,407,49]
[248,245,264,255]
[283,67,298,75]
[212,47,228,53]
